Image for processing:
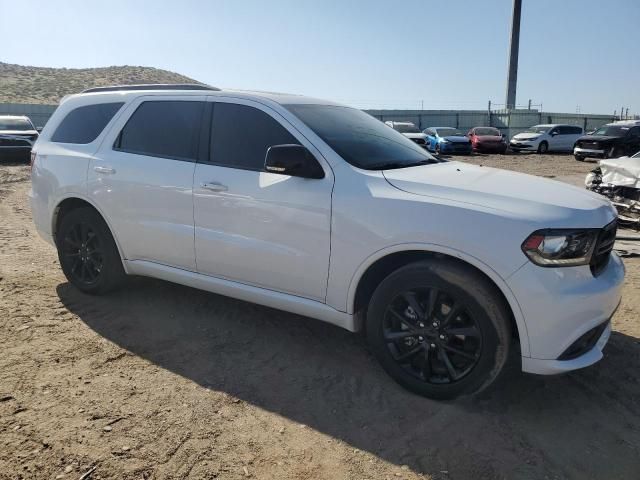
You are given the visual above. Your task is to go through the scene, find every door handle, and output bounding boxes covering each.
[201,181,228,192]
[94,166,116,175]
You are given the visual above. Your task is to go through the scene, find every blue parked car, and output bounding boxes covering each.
[423,127,473,155]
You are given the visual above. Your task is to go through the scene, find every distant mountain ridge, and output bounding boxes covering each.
[0,62,203,104]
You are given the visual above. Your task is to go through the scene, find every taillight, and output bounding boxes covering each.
[30,151,37,172]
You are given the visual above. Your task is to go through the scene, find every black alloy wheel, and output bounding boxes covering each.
[56,207,125,294]
[366,259,511,399]
[382,287,482,384]
[62,222,104,287]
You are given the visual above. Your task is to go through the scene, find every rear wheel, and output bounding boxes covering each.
[575,155,585,161]
[56,207,125,294]
[366,259,511,399]
[537,141,549,154]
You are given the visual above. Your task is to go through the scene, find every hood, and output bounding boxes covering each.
[512,132,542,141]
[441,135,469,143]
[402,132,428,139]
[599,156,640,188]
[0,129,38,136]
[475,135,503,142]
[577,135,619,143]
[382,161,615,227]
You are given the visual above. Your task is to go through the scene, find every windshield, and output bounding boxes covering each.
[524,125,550,134]
[285,104,440,170]
[0,117,34,131]
[436,128,464,137]
[393,123,421,134]
[474,127,501,136]
[592,125,629,137]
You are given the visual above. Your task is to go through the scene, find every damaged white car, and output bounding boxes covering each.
[586,151,640,229]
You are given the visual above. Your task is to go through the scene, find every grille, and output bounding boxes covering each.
[590,220,617,276]
[580,141,600,149]
[411,138,426,145]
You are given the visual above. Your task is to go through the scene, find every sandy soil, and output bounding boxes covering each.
[1,154,639,480]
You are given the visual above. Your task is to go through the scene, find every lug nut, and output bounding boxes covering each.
[419,322,425,328]
[430,343,436,348]
[418,336,424,341]
[432,322,438,327]
[439,334,445,340]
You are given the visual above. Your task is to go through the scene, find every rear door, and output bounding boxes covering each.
[192,98,333,302]
[88,96,206,270]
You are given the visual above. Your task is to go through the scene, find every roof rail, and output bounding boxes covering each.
[81,84,220,94]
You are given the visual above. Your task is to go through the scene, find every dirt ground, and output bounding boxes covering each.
[1,153,639,480]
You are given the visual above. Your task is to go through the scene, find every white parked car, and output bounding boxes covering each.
[30,85,623,399]
[510,124,584,153]
[384,121,429,148]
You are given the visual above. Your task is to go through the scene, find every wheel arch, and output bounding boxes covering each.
[52,194,129,273]
[347,244,530,356]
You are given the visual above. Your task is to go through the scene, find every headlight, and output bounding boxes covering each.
[521,229,598,267]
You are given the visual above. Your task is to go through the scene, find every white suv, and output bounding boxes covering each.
[510,124,584,153]
[30,85,624,399]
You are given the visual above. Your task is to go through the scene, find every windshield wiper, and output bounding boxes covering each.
[368,159,441,170]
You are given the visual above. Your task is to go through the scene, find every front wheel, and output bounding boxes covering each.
[56,207,126,294]
[537,141,549,154]
[575,155,585,161]
[366,259,511,399]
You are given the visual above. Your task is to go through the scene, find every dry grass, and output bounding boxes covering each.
[0,62,203,104]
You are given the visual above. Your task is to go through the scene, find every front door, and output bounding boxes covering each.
[88,96,206,270]
[193,99,333,302]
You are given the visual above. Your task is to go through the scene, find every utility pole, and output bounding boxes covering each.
[505,0,522,110]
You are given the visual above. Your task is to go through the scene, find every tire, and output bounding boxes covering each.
[574,155,585,161]
[56,207,126,294]
[366,259,511,400]
[537,141,549,154]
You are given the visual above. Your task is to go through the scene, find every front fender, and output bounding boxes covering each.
[345,242,531,357]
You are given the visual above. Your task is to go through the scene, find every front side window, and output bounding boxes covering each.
[115,101,204,160]
[285,104,438,170]
[210,103,299,170]
[52,102,123,144]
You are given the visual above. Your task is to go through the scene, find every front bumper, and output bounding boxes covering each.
[574,146,605,158]
[510,141,536,151]
[439,142,472,154]
[508,251,624,375]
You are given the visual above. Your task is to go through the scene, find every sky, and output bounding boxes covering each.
[1,0,639,114]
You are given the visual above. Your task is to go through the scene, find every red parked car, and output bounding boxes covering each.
[467,127,508,154]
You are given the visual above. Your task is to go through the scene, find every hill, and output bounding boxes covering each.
[0,62,203,104]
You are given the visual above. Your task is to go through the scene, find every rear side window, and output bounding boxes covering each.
[115,101,205,161]
[560,126,582,135]
[209,103,299,171]
[51,102,124,144]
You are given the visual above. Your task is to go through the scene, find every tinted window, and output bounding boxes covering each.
[285,104,439,170]
[627,127,640,138]
[116,101,204,160]
[210,103,299,170]
[593,125,629,137]
[474,127,501,136]
[52,102,123,144]
[558,126,582,135]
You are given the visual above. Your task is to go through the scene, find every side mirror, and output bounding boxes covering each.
[36,127,43,133]
[264,144,324,179]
